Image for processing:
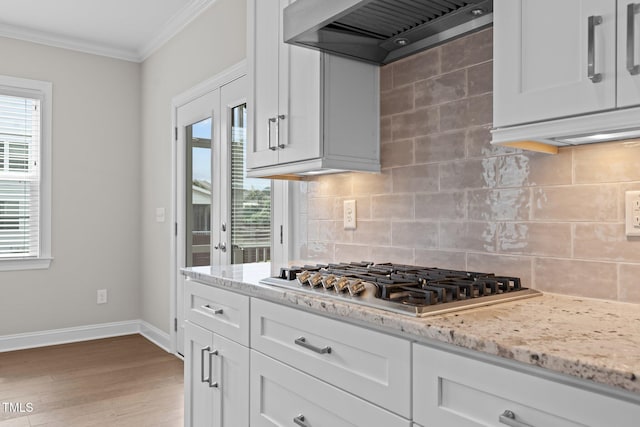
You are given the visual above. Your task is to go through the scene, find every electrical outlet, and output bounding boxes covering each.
[625,191,640,237]
[97,289,108,304]
[343,200,356,230]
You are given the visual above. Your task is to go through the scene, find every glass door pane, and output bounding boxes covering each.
[229,103,271,264]
[186,117,212,267]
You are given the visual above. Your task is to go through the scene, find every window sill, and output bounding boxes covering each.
[0,257,53,272]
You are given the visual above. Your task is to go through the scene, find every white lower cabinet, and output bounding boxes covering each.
[250,350,410,427]
[413,343,640,427]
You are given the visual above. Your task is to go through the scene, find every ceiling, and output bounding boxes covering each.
[0,0,215,62]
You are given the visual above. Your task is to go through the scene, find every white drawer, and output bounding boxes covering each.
[250,350,410,427]
[185,279,249,346]
[250,298,411,417]
[413,343,640,427]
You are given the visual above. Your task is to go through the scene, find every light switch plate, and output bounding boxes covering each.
[343,200,356,230]
[625,191,640,237]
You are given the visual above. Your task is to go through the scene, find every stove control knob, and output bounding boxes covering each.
[348,279,366,296]
[322,274,337,289]
[309,272,324,288]
[334,277,350,293]
[296,271,311,286]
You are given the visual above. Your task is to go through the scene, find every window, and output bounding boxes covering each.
[0,75,52,271]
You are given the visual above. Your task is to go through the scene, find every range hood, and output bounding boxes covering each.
[283,0,493,65]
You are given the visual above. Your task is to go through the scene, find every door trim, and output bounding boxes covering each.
[170,61,247,355]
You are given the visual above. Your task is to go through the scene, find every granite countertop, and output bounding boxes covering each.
[182,263,640,396]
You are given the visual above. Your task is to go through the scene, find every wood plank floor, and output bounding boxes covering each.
[0,334,183,427]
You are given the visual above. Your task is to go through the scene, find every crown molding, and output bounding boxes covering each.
[0,0,217,63]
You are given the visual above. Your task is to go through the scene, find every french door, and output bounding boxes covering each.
[175,74,272,355]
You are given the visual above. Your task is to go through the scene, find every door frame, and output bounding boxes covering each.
[169,61,247,355]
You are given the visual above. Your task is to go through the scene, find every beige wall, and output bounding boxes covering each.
[299,28,640,304]
[140,0,246,332]
[0,37,141,335]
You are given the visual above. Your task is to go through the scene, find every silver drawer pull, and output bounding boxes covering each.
[628,3,640,75]
[587,15,603,83]
[293,414,308,427]
[208,349,219,388]
[276,114,286,149]
[499,410,533,427]
[202,304,223,315]
[200,346,210,383]
[268,117,277,151]
[295,337,331,354]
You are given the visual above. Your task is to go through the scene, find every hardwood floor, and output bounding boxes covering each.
[0,335,183,427]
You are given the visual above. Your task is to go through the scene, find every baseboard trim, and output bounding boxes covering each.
[0,320,171,353]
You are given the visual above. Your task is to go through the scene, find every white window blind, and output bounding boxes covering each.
[0,92,42,259]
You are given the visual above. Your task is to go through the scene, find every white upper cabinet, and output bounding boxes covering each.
[247,0,380,177]
[494,0,617,128]
[618,1,640,107]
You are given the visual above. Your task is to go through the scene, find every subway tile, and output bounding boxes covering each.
[352,171,392,195]
[415,192,466,220]
[380,63,393,91]
[352,220,391,246]
[466,125,518,158]
[393,47,440,87]
[392,164,439,193]
[467,253,533,286]
[440,221,497,252]
[391,221,438,249]
[574,140,640,184]
[415,130,466,164]
[381,85,414,116]
[441,28,493,73]
[371,246,414,265]
[371,194,414,219]
[307,220,337,242]
[498,222,572,258]
[534,258,617,300]
[308,197,334,220]
[381,139,414,169]
[307,173,353,197]
[415,69,466,108]
[497,151,572,188]
[440,94,492,132]
[468,189,530,221]
[415,249,467,270]
[440,157,499,190]
[391,106,439,140]
[532,185,618,222]
[467,60,493,95]
[305,241,335,263]
[574,223,640,263]
[619,264,640,303]
[335,244,371,262]
[380,116,392,144]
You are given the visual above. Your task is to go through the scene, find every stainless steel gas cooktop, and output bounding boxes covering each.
[260,262,540,317]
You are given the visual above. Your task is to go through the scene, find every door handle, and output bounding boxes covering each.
[276,114,286,149]
[208,349,219,388]
[268,117,277,151]
[628,3,640,75]
[499,410,533,427]
[201,304,223,315]
[294,337,331,354]
[587,15,603,83]
[200,346,210,383]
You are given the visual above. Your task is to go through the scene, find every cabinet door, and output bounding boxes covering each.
[247,0,279,169]
[184,322,214,427]
[277,0,322,165]
[494,0,616,127]
[618,0,640,107]
[212,335,249,427]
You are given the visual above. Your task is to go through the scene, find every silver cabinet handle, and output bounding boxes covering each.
[276,114,286,149]
[588,15,603,83]
[293,414,308,427]
[295,336,331,354]
[200,346,210,383]
[499,410,533,427]
[208,349,219,388]
[268,117,277,151]
[628,3,640,75]
[201,304,223,315]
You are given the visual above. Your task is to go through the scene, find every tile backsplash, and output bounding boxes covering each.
[295,28,640,304]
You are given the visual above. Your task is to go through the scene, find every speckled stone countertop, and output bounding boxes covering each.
[182,263,640,396]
